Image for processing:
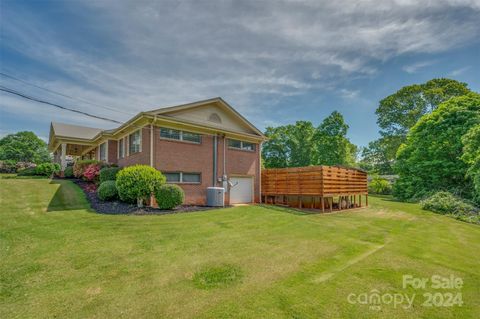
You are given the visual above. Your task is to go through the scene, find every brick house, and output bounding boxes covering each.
[48,98,266,205]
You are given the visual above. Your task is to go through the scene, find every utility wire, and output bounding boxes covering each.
[0,72,135,116]
[0,85,123,124]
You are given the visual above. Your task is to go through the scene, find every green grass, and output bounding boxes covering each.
[1,178,479,318]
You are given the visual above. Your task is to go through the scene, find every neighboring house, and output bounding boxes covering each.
[48,97,266,205]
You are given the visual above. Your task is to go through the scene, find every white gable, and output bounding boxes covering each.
[159,103,258,135]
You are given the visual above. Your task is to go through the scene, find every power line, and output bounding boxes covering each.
[0,85,123,124]
[0,72,135,116]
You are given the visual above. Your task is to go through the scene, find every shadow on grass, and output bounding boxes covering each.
[257,204,319,216]
[47,179,92,212]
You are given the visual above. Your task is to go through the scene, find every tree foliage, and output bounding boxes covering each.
[0,131,50,163]
[461,125,480,204]
[369,78,471,174]
[358,136,397,174]
[376,78,470,138]
[262,111,357,168]
[393,93,480,201]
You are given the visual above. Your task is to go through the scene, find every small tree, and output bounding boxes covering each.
[116,165,166,206]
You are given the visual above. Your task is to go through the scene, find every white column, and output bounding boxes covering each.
[61,143,67,171]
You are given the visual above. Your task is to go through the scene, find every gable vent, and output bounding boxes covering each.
[208,113,222,123]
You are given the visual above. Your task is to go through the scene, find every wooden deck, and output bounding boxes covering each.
[261,165,368,212]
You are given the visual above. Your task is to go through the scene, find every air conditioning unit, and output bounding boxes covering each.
[207,187,225,207]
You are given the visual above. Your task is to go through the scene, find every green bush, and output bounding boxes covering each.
[116,165,166,206]
[17,167,38,176]
[421,191,478,216]
[368,176,392,195]
[64,166,74,178]
[154,184,185,209]
[35,163,61,176]
[97,181,118,201]
[99,167,121,183]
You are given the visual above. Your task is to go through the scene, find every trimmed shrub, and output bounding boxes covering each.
[35,163,61,176]
[99,167,120,183]
[17,167,38,176]
[368,176,392,195]
[63,166,74,178]
[154,184,185,209]
[83,163,101,182]
[97,180,118,201]
[116,165,166,206]
[421,191,478,216]
[73,160,102,178]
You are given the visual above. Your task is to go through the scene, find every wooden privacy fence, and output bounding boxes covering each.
[261,165,368,212]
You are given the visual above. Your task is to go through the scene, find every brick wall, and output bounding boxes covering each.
[117,127,151,167]
[114,125,260,205]
[107,140,118,164]
[154,127,214,205]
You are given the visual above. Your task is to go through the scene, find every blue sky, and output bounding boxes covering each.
[1,0,479,147]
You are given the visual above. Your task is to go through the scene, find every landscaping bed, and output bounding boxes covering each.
[73,179,220,215]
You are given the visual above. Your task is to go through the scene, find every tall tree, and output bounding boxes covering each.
[0,131,51,163]
[262,112,357,168]
[376,78,470,138]
[394,93,480,201]
[374,78,471,170]
[359,137,395,175]
[262,121,316,168]
[315,111,356,166]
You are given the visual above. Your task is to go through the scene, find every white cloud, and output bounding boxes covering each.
[1,0,479,136]
[449,66,471,76]
[403,60,438,73]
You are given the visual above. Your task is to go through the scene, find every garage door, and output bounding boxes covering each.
[229,176,253,204]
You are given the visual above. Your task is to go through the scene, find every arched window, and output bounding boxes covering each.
[208,113,222,123]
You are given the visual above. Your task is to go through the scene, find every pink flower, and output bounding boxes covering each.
[83,164,101,181]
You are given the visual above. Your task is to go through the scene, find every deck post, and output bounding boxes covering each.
[366,194,368,206]
[321,197,324,212]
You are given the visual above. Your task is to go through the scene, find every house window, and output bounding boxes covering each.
[118,138,124,158]
[99,142,107,161]
[228,139,256,151]
[129,130,141,154]
[160,128,201,144]
[164,172,201,183]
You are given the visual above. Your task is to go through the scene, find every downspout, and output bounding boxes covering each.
[223,136,226,177]
[150,115,157,168]
[150,124,154,167]
[213,134,218,186]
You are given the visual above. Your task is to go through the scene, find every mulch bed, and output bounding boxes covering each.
[71,179,222,215]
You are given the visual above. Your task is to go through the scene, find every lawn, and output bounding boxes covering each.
[1,177,480,318]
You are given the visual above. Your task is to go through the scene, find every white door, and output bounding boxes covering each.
[229,176,253,204]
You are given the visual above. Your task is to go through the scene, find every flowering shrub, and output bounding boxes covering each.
[73,160,102,178]
[83,164,101,182]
